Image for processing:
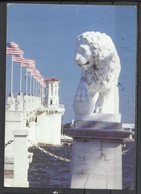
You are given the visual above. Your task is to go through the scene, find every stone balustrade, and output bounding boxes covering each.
[7,95,42,112]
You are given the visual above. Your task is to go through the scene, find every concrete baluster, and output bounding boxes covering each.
[12,130,29,187]
[16,93,23,111]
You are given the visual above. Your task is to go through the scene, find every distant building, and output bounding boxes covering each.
[36,77,65,145]
[44,77,60,107]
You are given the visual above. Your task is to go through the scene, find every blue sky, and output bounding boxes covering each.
[6,4,137,124]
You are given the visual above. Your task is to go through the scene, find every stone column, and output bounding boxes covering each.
[49,84,51,96]
[56,85,59,96]
[32,96,35,109]
[12,130,29,187]
[7,95,15,111]
[16,93,23,111]
[23,95,29,110]
[65,120,131,190]
[53,83,55,96]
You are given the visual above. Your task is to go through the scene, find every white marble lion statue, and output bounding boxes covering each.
[73,31,121,117]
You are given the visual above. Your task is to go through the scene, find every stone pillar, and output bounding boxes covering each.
[65,120,131,190]
[29,96,32,110]
[12,130,29,187]
[28,96,32,110]
[32,96,35,109]
[49,84,51,96]
[16,93,23,111]
[53,83,55,96]
[56,85,59,96]
[24,95,29,110]
[7,95,15,111]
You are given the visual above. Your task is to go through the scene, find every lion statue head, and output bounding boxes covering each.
[74,31,121,95]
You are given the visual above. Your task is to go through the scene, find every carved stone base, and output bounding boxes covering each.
[65,121,131,189]
[75,113,121,122]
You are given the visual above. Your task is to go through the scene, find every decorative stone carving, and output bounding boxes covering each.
[73,31,121,118]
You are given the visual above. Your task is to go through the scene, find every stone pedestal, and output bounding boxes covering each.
[65,121,131,190]
[5,111,26,159]
[12,130,29,187]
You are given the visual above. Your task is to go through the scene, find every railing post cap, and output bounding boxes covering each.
[12,130,29,136]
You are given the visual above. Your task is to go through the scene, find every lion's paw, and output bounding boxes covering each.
[75,83,91,102]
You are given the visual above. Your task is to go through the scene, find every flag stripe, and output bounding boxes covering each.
[6,48,24,55]
[27,68,35,73]
[28,59,35,68]
[12,56,26,63]
[21,63,29,68]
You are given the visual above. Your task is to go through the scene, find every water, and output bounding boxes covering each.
[28,142,134,189]
[28,145,72,188]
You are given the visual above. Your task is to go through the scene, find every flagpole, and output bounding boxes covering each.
[37,80,38,97]
[37,80,38,96]
[38,81,40,97]
[40,84,41,97]
[25,69,28,95]
[42,86,43,105]
[41,85,43,105]
[39,83,41,97]
[30,73,31,96]
[20,63,22,94]
[33,77,34,96]
[10,55,14,96]
[38,82,39,97]
[36,79,37,96]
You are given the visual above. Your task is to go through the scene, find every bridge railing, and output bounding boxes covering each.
[6,94,42,112]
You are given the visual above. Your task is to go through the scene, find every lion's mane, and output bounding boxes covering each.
[77,31,121,94]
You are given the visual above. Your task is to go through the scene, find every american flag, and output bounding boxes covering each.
[43,83,46,88]
[30,68,36,76]
[6,42,24,55]
[27,68,35,73]
[28,59,35,69]
[21,60,29,68]
[35,75,40,81]
[32,69,40,77]
[12,55,26,63]
[35,69,40,75]
[35,74,42,82]
[40,77,44,82]
[40,79,45,86]
[30,68,40,78]
[7,42,19,49]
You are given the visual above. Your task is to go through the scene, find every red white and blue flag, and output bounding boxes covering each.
[33,69,40,76]
[28,59,35,69]
[32,69,41,81]
[6,42,24,55]
[27,68,35,73]
[7,42,19,49]
[40,78,45,87]
[6,41,45,88]
[21,60,30,68]
[30,68,39,76]
[12,55,27,63]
